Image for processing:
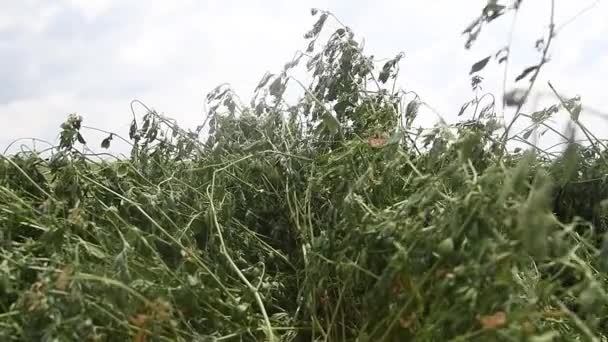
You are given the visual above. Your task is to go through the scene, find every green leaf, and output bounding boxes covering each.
[322,112,340,134]
[117,164,129,178]
[522,129,533,140]
[437,238,454,255]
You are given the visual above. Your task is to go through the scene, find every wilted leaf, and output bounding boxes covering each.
[378,70,390,83]
[77,133,86,145]
[368,136,387,148]
[485,3,506,21]
[129,119,137,140]
[469,56,491,74]
[306,40,316,53]
[515,65,539,82]
[269,76,285,98]
[55,267,72,291]
[495,47,509,64]
[569,101,582,122]
[535,38,545,51]
[405,99,419,127]
[462,17,481,34]
[478,311,507,329]
[255,73,274,91]
[101,134,113,149]
[458,102,471,116]
[304,13,328,39]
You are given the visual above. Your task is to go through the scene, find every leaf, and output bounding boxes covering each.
[405,100,419,127]
[515,65,539,82]
[458,102,471,116]
[306,40,315,53]
[469,55,491,74]
[522,129,533,140]
[378,70,390,83]
[368,136,387,148]
[559,143,579,186]
[117,164,129,178]
[322,112,340,134]
[437,238,454,255]
[484,3,506,21]
[311,8,318,16]
[269,76,285,98]
[101,134,113,149]
[284,55,302,70]
[535,38,545,51]
[478,311,507,330]
[304,13,327,39]
[255,73,274,91]
[569,101,582,122]
[495,47,509,64]
[129,119,137,140]
[462,17,481,34]
[77,133,86,145]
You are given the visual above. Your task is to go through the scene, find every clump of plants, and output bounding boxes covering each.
[2,3,608,341]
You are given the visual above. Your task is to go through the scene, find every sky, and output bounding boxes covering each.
[1,0,606,154]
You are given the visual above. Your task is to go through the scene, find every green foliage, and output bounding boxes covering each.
[1,5,608,342]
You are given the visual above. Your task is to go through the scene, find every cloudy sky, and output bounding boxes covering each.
[1,0,606,153]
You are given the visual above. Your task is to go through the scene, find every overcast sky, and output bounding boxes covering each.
[1,0,606,153]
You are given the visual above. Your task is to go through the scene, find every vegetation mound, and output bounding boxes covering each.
[2,5,608,341]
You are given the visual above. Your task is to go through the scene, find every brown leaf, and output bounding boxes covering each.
[55,267,72,291]
[368,133,388,148]
[399,314,416,329]
[129,314,149,327]
[478,311,507,329]
[133,329,147,342]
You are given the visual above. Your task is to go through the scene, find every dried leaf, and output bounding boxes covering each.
[478,311,507,329]
[55,268,72,291]
[368,133,387,148]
